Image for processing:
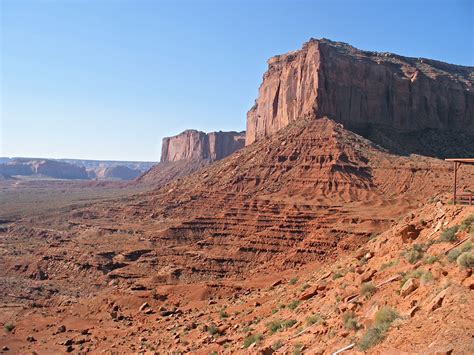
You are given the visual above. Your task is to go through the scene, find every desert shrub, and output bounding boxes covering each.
[457,252,474,269]
[293,343,303,355]
[243,333,262,348]
[288,300,300,310]
[288,278,298,285]
[358,323,386,350]
[447,241,472,262]
[374,307,399,325]
[342,312,359,331]
[459,214,474,232]
[400,267,431,286]
[306,314,322,326]
[332,271,343,280]
[402,244,424,264]
[208,324,219,336]
[361,282,377,298]
[4,323,14,332]
[272,340,283,350]
[271,309,278,314]
[437,226,459,243]
[420,271,434,284]
[219,309,228,319]
[359,307,399,350]
[424,255,439,265]
[380,259,399,270]
[300,283,310,291]
[266,319,297,334]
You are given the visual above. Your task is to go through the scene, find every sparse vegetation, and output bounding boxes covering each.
[300,283,309,291]
[424,255,439,265]
[332,271,343,280]
[293,343,303,355]
[358,307,399,350]
[243,333,262,348]
[361,282,377,298]
[402,244,424,264]
[400,267,432,286]
[288,300,300,310]
[459,214,474,233]
[342,312,359,331]
[266,319,297,334]
[219,309,228,319]
[288,278,298,285]
[208,324,219,336]
[4,323,15,332]
[420,270,434,284]
[437,226,459,243]
[306,314,322,326]
[380,259,399,270]
[457,252,474,269]
[272,339,283,350]
[447,241,472,262]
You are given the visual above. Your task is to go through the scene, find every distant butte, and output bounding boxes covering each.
[160,129,245,163]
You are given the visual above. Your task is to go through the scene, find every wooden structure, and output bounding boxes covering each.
[445,158,474,205]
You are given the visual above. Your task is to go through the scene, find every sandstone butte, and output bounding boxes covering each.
[0,39,473,354]
[247,38,474,157]
[160,129,245,163]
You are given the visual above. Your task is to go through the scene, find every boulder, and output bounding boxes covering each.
[400,278,419,297]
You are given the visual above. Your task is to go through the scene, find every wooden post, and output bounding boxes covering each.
[453,162,458,205]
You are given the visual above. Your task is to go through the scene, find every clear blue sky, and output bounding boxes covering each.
[1,0,473,161]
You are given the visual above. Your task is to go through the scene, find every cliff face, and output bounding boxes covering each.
[246,39,474,155]
[161,130,245,163]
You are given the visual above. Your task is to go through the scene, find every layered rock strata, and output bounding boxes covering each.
[160,130,245,162]
[246,38,474,156]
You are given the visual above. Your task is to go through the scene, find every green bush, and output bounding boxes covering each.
[380,259,399,270]
[306,314,322,326]
[288,278,298,285]
[358,323,386,350]
[332,271,343,280]
[437,226,459,243]
[243,333,262,348]
[208,324,219,336]
[420,271,434,284]
[4,323,14,332]
[361,282,377,298]
[400,267,434,287]
[219,309,228,319]
[358,307,399,350]
[459,214,474,232]
[402,244,424,264]
[457,252,474,268]
[424,255,439,265]
[287,300,300,310]
[272,340,283,350]
[447,241,472,262]
[342,312,358,331]
[374,307,399,325]
[293,343,303,355]
[266,319,297,334]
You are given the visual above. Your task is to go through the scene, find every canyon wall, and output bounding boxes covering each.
[246,38,474,155]
[161,130,245,163]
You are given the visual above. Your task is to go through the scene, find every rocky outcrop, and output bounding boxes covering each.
[161,130,245,163]
[246,38,474,156]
